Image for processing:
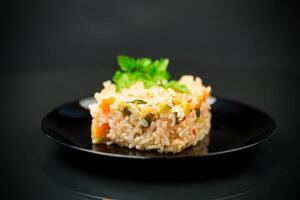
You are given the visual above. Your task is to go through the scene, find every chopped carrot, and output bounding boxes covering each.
[100,97,115,114]
[95,123,110,138]
[203,88,211,100]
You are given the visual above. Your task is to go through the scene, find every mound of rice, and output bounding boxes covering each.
[89,75,211,153]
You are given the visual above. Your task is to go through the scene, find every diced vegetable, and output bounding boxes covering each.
[96,123,110,137]
[157,103,172,114]
[174,112,180,124]
[140,106,155,116]
[129,99,147,104]
[195,109,201,118]
[144,114,154,127]
[92,122,110,140]
[101,97,115,114]
[122,106,132,116]
[183,103,191,115]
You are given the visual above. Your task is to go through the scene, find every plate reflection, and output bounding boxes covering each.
[43,147,261,200]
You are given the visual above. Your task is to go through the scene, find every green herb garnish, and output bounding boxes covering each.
[129,99,147,104]
[144,114,154,127]
[122,107,132,116]
[161,80,190,93]
[195,109,201,118]
[174,112,180,124]
[113,55,189,93]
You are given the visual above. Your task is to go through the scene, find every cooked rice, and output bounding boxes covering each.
[89,75,211,153]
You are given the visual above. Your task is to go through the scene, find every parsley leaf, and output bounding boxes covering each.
[112,55,189,93]
[117,55,136,72]
[162,80,189,93]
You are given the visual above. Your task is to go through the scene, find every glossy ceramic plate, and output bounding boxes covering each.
[42,97,275,159]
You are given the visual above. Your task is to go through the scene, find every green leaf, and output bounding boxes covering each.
[143,80,157,88]
[113,70,122,82]
[116,73,131,90]
[136,58,152,71]
[157,59,169,71]
[112,55,189,93]
[162,80,189,93]
[131,71,150,82]
[147,64,157,77]
[153,71,170,81]
[117,55,136,72]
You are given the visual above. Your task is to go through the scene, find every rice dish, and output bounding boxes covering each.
[89,55,211,153]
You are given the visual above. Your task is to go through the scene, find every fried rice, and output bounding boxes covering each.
[89,75,211,153]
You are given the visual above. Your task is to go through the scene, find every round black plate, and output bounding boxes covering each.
[42,97,276,159]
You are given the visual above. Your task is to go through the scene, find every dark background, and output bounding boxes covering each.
[1,0,299,199]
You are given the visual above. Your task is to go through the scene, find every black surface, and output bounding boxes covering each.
[42,97,275,159]
[1,0,299,199]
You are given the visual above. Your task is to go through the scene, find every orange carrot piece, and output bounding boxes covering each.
[95,123,110,137]
[101,97,115,114]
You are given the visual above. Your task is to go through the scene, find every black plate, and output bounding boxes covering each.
[42,97,275,159]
